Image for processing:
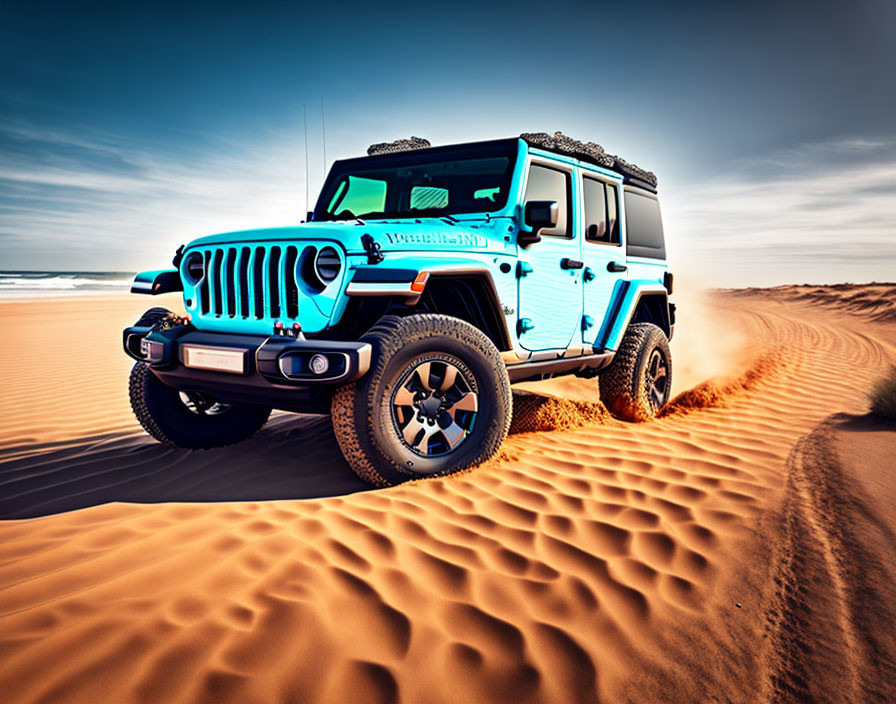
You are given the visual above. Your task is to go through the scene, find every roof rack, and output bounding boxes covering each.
[365,132,658,191]
[520,132,657,191]
[367,136,432,156]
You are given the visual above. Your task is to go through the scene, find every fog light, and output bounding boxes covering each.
[309,354,329,375]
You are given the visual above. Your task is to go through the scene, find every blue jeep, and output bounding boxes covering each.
[124,132,674,486]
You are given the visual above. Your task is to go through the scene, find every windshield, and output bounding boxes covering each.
[313,141,518,221]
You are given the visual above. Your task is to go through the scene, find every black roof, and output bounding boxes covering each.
[362,132,658,192]
[519,132,657,191]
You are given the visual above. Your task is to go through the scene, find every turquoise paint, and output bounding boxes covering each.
[136,138,669,357]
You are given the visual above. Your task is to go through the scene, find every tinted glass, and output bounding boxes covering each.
[315,141,517,221]
[606,184,619,244]
[524,164,570,236]
[328,176,387,218]
[410,186,449,210]
[583,177,608,242]
[624,191,665,259]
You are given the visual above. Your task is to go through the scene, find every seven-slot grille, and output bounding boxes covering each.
[194,245,303,320]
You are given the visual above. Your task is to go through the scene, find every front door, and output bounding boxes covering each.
[580,175,627,349]
[517,161,583,351]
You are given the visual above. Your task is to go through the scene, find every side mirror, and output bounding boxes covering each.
[519,200,558,247]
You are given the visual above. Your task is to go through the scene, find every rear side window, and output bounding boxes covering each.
[524,164,570,237]
[624,190,665,259]
[583,177,620,245]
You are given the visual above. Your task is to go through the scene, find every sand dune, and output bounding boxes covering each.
[1,287,895,703]
[728,282,896,323]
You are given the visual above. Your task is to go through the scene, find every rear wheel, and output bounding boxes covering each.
[599,323,672,421]
[129,362,271,449]
[332,314,512,487]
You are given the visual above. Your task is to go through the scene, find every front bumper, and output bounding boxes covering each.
[123,324,371,410]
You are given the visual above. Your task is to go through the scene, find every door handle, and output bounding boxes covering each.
[561,258,584,270]
[607,261,627,272]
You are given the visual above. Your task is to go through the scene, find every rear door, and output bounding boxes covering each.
[580,175,627,348]
[516,159,583,351]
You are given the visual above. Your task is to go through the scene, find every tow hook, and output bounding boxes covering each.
[273,321,306,340]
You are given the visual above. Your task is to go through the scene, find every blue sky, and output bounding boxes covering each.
[1,0,894,285]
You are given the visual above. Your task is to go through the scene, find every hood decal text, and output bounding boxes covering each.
[383,231,487,248]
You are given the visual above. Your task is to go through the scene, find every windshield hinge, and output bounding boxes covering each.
[361,233,384,265]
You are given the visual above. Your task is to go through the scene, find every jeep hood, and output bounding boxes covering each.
[186,219,506,254]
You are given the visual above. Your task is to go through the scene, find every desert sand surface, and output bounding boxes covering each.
[1,286,895,703]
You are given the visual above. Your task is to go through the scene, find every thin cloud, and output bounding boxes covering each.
[664,137,896,286]
[0,122,313,269]
[1,123,894,285]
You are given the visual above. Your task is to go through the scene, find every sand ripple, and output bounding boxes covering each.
[1,289,895,703]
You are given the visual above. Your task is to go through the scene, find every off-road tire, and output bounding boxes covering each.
[599,323,672,421]
[332,314,512,487]
[129,362,271,449]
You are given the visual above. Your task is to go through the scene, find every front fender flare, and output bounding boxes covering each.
[131,269,183,295]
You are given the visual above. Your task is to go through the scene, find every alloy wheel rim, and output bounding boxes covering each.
[645,348,669,412]
[390,358,478,457]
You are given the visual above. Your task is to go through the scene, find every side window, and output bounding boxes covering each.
[583,177,621,245]
[524,164,570,237]
[583,177,608,242]
[624,190,666,259]
[606,184,619,244]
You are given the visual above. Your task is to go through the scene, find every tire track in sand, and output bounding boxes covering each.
[761,416,896,704]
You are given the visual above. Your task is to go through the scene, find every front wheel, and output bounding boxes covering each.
[598,323,672,421]
[129,362,271,449]
[332,315,512,487]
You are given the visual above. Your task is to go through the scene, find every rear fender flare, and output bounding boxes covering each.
[599,282,669,351]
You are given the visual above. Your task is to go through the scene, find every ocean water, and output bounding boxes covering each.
[0,271,135,298]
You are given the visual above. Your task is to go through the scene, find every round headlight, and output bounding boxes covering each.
[314,246,341,285]
[185,252,205,284]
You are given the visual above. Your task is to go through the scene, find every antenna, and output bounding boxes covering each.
[303,104,310,218]
[320,97,327,181]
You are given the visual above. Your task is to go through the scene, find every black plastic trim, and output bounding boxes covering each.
[123,327,371,389]
[130,270,183,295]
[623,176,657,193]
[596,280,631,350]
[152,366,330,413]
[351,267,418,283]
[507,352,615,383]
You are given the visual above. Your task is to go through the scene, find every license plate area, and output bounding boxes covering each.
[181,345,248,374]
